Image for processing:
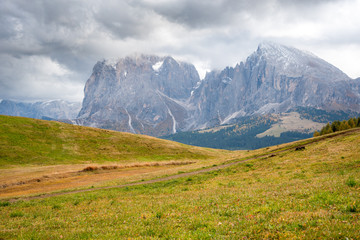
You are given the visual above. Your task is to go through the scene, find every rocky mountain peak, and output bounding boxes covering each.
[252,42,350,82]
[77,54,200,136]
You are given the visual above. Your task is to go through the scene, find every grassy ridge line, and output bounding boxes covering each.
[263,127,360,154]
[222,127,360,165]
[7,127,359,202]
[0,115,221,167]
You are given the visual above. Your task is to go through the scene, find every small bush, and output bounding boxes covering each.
[0,201,10,207]
[347,202,357,213]
[10,211,24,218]
[101,165,118,170]
[82,166,99,172]
[346,176,357,187]
[155,212,163,219]
[52,204,61,210]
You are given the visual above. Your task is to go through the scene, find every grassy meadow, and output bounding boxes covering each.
[0,115,222,167]
[0,115,239,198]
[0,115,359,239]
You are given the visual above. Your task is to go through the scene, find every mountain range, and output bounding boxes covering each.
[0,99,81,120]
[76,42,360,137]
[1,42,359,148]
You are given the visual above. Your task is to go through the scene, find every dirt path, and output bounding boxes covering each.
[6,128,359,203]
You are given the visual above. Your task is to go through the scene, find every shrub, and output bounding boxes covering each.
[0,201,10,207]
[10,211,24,218]
[347,202,358,213]
[82,166,99,172]
[346,176,357,187]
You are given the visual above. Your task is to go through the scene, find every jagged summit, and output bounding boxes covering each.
[77,54,200,136]
[101,54,192,72]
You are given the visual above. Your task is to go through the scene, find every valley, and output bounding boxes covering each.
[2,0,360,238]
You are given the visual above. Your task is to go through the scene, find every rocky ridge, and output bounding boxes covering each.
[77,43,360,136]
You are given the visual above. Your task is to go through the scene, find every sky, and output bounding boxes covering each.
[1,0,360,102]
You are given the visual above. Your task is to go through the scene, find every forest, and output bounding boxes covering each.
[314,117,360,136]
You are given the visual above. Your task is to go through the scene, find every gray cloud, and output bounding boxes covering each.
[141,0,257,29]
[0,0,359,102]
[93,1,158,39]
[142,0,343,29]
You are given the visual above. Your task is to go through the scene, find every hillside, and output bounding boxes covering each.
[163,108,358,150]
[0,117,359,238]
[0,115,219,167]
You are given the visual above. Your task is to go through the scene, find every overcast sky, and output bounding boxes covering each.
[1,0,360,102]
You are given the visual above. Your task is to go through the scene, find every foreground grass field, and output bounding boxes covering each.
[0,116,359,239]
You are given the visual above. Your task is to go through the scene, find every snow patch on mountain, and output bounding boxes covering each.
[152,61,163,72]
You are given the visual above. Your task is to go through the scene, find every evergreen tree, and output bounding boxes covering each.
[331,120,341,132]
[313,131,320,137]
[348,118,356,128]
[320,123,333,135]
[339,120,351,131]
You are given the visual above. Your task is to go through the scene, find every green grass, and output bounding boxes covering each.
[1,127,359,239]
[0,115,218,167]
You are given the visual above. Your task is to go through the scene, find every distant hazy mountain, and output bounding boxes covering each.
[77,42,360,137]
[0,99,81,120]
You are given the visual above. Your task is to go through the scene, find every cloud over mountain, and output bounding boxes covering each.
[1,0,360,102]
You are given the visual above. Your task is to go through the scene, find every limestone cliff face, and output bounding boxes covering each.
[77,55,200,136]
[77,43,360,136]
[189,42,360,129]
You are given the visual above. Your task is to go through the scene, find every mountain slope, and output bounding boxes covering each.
[163,107,358,150]
[190,42,360,129]
[0,115,215,167]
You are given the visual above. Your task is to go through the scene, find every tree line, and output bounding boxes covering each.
[314,117,360,137]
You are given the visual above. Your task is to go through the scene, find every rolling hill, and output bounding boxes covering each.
[0,115,220,167]
[0,115,359,239]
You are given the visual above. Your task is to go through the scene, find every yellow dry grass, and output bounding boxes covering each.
[257,112,324,137]
[0,149,248,199]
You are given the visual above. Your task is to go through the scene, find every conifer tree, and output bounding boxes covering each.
[339,120,350,131]
[331,120,341,132]
[313,131,320,137]
[348,118,356,128]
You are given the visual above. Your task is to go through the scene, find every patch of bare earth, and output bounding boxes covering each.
[0,161,194,198]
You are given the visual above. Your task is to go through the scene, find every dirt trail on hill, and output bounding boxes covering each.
[6,128,360,203]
